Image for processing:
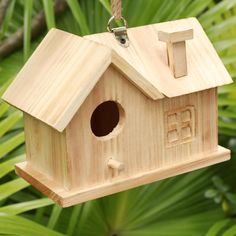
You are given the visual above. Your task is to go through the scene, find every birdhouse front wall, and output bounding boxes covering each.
[65,65,218,191]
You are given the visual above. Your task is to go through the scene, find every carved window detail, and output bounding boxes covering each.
[165,106,195,147]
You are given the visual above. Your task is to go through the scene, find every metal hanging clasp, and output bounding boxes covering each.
[107,16,129,47]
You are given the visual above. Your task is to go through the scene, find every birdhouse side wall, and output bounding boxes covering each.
[163,88,218,158]
[65,65,218,191]
[23,114,70,189]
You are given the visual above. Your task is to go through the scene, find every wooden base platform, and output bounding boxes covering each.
[15,146,230,207]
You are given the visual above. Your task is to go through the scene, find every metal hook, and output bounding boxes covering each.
[107,16,129,47]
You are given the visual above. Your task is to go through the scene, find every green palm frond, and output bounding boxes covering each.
[0,215,64,236]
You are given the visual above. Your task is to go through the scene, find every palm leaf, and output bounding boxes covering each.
[0,215,64,236]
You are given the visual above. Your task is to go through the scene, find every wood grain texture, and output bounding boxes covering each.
[165,105,196,147]
[3,17,232,207]
[19,65,223,205]
[158,29,193,43]
[65,66,219,190]
[2,17,232,132]
[2,29,112,132]
[24,113,70,189]
[158,29,193,78]
[86,17,232,96]
[167,41,188,78]
[107,159,125,171]
[2,29,164,132]
[15,145,230,207]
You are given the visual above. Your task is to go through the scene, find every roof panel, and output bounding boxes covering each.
[86,17,232,97]
[2,29,112,131]
[2,18,233,131]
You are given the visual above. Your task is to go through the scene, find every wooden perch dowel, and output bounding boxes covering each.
[158,29,193,78]
[107,159,124,171]
[4,17,232,207]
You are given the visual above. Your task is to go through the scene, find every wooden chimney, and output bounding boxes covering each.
[158,29,193,78]
[2,18,232,207]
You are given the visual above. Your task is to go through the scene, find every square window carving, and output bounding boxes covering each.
[165,106,195,147]
[181,126,191,139]
[181,110,191,122]
[167,113,178,125]
[167,129,178,143]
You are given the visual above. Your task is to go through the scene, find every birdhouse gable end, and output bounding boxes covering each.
[2,28,164,132]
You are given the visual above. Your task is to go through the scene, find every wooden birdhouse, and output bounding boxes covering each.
[2,18,232,207]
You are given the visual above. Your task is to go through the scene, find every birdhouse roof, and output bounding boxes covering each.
[2,17,232,132]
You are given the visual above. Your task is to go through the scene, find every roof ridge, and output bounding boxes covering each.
[81,34,164,100]
[2,18,232,132]
[110,50,164,99]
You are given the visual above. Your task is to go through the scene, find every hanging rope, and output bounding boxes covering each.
[111,0,122,20]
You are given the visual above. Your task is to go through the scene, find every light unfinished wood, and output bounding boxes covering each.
[2,17,232,207]
[165,105,195,146]
[15,145,230,207]
[86,17,232,97]
[158,29,193,78]
[158,29,193,43]
[2,29,164,132]
[2,18,233,132]
[169,41,188,78]
[107,159,125,171]
[2,29,112,132]
[64,66,219,190]
[14,65,228,206]
[23,113,70,189]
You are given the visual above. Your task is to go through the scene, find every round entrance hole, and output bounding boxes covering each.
[90,101,125,139]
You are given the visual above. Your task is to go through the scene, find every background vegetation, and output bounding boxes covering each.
[0,0,236,235]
